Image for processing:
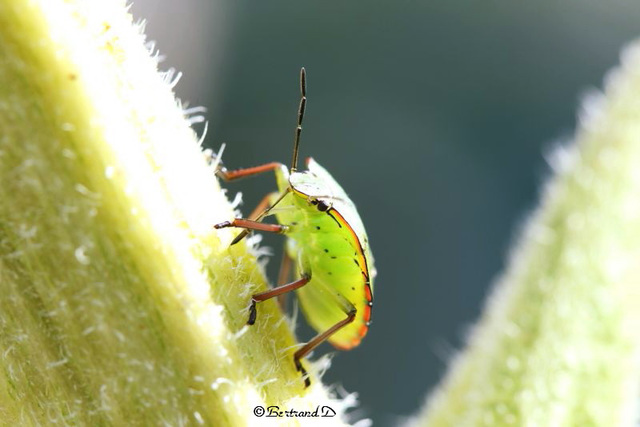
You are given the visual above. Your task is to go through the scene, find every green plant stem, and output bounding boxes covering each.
[0,1,347,425]
[412,43,640,426]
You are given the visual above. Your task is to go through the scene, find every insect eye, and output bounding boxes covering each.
[316,201,329,212]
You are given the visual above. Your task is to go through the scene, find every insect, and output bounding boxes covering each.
[214,68,375,387]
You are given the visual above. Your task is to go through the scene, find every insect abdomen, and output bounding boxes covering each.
[291,206,372,348]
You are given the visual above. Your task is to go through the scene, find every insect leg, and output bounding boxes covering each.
[216,162,283,181]
[214,219,287,234]
[294,290,357,387]
[214,189,290,245]
[246,192,278,220]
[276,250,293,310]
[215,191,277,246]
[247,274,311,325]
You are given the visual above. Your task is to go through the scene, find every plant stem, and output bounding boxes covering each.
[0,1,347,424]
[412,42,640,426]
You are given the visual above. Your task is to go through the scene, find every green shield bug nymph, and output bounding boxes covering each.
[214,68,376,387]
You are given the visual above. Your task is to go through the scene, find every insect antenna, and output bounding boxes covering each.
[291,67,307,172]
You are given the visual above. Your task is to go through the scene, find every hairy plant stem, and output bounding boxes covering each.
[412,42,640,426]
[0,1,347,425]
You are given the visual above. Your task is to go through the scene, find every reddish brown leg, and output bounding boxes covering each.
[294,310,357,387]
[217,162,282,181]
[214,219,288,245]
[215,190,290,245]
[247,274,310,325]
[276,252,293,310]
[247,192,276,220]
[224,192,278,245]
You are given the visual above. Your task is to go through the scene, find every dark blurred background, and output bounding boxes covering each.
[131,1,640,424]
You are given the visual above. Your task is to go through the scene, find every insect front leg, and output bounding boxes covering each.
[216,161,284,181]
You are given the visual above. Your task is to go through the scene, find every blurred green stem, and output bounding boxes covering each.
[0,1,345,425]
[412,43,640,425]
